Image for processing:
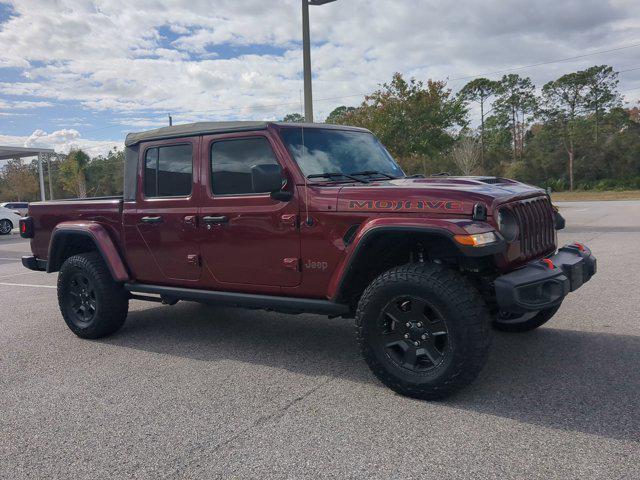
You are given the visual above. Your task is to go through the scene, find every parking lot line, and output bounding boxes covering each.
[0,257,20,260]
[0,271,41,279]
[0,282,55,289]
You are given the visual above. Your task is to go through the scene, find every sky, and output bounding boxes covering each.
[0,0,639,157]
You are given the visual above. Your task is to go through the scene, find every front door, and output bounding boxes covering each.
[123,138,201,284]
[198,132,301,288]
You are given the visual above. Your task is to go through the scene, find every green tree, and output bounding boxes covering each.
[59,149,90,198]
[494,74,538,163]
[541,72,590,191]
[581,65,622,144]
[86,148,124,196]
[337,72,467,174]
[319,66,634,190]
[479,110,511,175]
[458,78,500,168]
[0,158,40,201]
[281,113,304,123]
[325,105,356,124]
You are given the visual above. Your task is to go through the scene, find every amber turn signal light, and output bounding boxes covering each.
[453,232,499,247]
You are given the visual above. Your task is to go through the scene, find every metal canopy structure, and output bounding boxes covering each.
[0,146,55,201]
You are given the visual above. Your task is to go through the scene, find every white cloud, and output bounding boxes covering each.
[0,99,53,109]
[0,129,120,157]
[0,0,638,131]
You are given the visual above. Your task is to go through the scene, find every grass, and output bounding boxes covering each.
[551,190,640,202]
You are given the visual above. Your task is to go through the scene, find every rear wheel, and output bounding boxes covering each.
[356,263,491,400]
[492,305,561,332]
[58,252,129,339]
[0,219,13,235]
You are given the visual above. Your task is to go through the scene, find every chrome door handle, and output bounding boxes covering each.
[141,216,162,224]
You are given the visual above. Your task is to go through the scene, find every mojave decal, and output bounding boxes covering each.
[347,199,464,212]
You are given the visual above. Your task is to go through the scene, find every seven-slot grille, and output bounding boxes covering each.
[504,196,556,260]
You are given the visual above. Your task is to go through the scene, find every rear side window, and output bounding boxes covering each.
[211,137,279,195]
[144,144,193,197]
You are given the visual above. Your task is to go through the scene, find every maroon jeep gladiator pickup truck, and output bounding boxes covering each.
[20,121,596,399]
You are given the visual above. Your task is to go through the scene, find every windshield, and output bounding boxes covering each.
[279,127,404,180]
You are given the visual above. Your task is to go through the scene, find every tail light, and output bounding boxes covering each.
[19,217,34,238]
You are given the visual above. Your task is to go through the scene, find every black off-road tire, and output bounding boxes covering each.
[57,252,129,339]
[356,263,491,400]
[492,305,561,333]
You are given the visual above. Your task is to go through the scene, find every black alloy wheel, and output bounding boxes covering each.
[67,272,98,327]
[379,296,450,373]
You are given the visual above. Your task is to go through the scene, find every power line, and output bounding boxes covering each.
[447,42,640,82]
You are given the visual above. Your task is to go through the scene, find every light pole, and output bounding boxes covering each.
[302,0,337,123]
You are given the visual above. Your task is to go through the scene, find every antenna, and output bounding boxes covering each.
[168,114,173,126]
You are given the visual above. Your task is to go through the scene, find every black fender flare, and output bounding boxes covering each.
[47,223,130,282]
[330,225,505,302]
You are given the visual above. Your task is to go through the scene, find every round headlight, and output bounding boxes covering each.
[497,209,519,242]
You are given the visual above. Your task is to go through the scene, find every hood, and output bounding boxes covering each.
[335,176,546,215]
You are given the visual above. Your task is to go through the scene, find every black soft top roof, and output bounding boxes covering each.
[124,121,370,146]
[125,121,267,147]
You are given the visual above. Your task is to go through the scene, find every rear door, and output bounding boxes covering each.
[197,132,301,288]
[123,138,202,284]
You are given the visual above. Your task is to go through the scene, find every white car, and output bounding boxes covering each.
[0,206,22,235]
[0,202,29,216]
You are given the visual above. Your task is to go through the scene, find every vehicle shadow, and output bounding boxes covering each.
[104,301,640,443]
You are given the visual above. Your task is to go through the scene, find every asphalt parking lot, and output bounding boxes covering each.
[1,201,639,479]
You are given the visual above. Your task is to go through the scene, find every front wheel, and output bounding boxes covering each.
[58,252,129,339]
[492,305,561,332]
[356,263,491,400]
[0,219,13,235]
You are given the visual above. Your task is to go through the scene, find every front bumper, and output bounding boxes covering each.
[494,244,596,313]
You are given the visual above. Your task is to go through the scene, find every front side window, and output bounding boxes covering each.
[144,144,193,197]
[211,137,279,195]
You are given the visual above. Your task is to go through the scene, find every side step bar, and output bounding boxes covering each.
[124,283,350,316]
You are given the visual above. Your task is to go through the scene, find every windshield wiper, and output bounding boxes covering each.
[350,170,399,180]
[307,172,369,184]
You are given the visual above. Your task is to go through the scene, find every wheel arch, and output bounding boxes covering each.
[47,222,130,282]
[331,226,463,305]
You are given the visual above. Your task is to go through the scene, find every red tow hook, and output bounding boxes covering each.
[574,242,586,252]
[542,258,555,269]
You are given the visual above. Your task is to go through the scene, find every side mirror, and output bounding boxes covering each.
[251,164,291,201]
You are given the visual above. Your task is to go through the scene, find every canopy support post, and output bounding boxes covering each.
[37,152,46,201]
[47,153,54,200]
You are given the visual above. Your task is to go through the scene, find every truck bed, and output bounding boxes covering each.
[28,197,124,260]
